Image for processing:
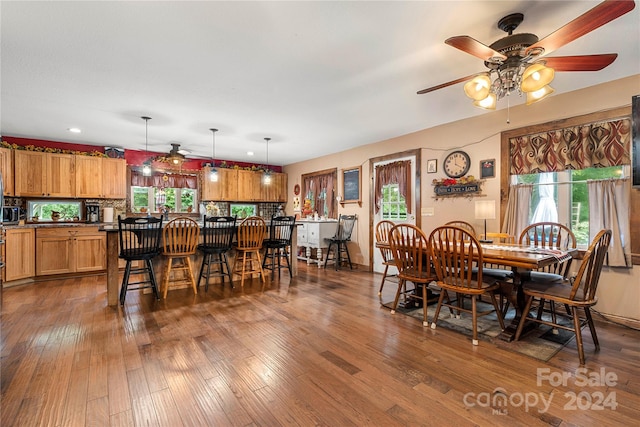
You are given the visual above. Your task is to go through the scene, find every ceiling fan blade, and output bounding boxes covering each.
[542,54,618,71]
[417,73,480,95]
[525,0,636,57]
[445,36,507,63]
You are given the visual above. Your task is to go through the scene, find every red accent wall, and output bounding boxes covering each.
[2,136,282,172]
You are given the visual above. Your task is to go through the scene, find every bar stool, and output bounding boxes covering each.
[117,216,163,305]
[323,214,357,270]
[262,215,296,278]
[161,217,200,298]
[231,216,267,290]
[198,215,237,291]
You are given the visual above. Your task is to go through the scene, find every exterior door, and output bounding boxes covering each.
[371,152,419,274]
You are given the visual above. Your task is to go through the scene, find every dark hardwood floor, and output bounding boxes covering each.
[2,263,639,426]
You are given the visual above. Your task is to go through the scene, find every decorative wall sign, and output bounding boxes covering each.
[480,159,495,179]
[432,176,483,199]
[342,166,361,205]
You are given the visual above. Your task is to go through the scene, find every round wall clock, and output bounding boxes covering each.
[294,184,300,195]
[443,150,471,178]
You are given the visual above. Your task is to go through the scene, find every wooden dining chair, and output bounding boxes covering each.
[445,220,476,237]
[388,224,437,325]
[515,229,612,365]
[231,216,267,290]
[519,222,577,280]
[161,217,200,298]
[428,225,505,345]
[375,220,396,296]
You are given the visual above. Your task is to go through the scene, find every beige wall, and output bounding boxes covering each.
[284,74,640,322]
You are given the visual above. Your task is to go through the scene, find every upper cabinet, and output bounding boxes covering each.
[75,155,103,198]
[0,147,14,196]
[201,169,287,203]
[202,167,238,201]
[102,158,127,199]
[14,150,48,197]
[46,153,76,197]
[13,150,125,199]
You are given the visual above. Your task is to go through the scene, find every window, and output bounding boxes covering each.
[28,200,82,221]
[131,186,197,214]
[514,166,625,246]
[230,203,256,219]
[380,184,407,221]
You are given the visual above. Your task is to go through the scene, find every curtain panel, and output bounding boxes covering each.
[303,172,336,218]
[374,160,412,214]
[131,170,198,189]
[509,118,631,175]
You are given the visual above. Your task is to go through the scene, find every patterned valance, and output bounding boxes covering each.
[131,170,198,189]
[509,118,631,175]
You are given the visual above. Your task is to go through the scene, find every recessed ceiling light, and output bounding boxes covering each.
[247,151,254,156]
[67,127,81,133]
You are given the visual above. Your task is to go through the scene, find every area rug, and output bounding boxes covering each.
[383,299,576,362]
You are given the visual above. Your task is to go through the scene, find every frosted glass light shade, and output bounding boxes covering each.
[526,85,555,105]
[464,74,491,101]
[473,93,497,110]
[521,63,555,93]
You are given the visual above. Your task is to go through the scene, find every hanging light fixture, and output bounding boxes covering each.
[209,128,219,182]
[263,137,272,185]
[141,116,152,176]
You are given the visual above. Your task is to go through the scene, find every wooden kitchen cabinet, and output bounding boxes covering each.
[262,172,287,202]
[102,158,127,199]
[0,147,14,196]
[14,150,47,197]
[46,153,75,197]
[75,155,104,198]
[4,228,35,281]
[202,167,238,201]
[36,227,106,276]
[237,170,265,201]
[14,151,75,197]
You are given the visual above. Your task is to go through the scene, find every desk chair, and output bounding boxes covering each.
[515,230,612,364]
[323,214,357,270]
[117,216,163,305]
[262,216,296,278]
[375,220,396,295]
[162,217,200,298]
[232,216,267,290]
[388,224,438,325]
[198,216,236,291]
[429,226,505,345]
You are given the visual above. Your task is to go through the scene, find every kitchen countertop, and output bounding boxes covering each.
[4,222,114,229]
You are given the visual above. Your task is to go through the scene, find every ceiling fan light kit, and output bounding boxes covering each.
[418,0,636,110]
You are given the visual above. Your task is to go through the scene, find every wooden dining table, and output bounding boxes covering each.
[379,238,576,341]
[477,243,577,341]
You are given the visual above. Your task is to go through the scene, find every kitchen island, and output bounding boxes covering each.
[100,221,299,306]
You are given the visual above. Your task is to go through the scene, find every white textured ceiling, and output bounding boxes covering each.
[2,1,639,166]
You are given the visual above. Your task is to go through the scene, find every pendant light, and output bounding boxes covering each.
[263,137,272,185]
[141,116,152,176]
[209,128,219,182]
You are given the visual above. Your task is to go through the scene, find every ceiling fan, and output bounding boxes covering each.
[417,0,636,109]
[165,143,187,165]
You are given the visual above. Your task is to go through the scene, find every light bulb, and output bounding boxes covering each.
[142,164,152,176]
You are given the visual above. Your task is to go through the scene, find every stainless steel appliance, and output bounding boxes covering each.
[2,206,20,225]
[85,204,100,223]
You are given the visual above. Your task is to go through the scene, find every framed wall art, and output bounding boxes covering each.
[342,166,361,205]
[427,159,437,173]
[480,158,495,179]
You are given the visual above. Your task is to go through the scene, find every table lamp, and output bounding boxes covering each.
[475,200,496,243]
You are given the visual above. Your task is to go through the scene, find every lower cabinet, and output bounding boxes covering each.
[5,228,36,281]
[36,227,106,276]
